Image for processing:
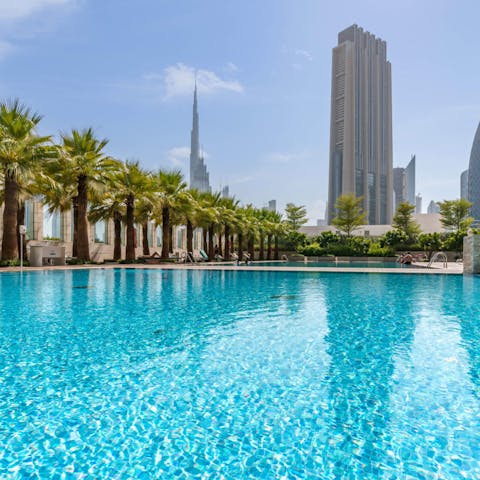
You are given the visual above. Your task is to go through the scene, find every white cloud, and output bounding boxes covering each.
[145,63,244,100]
[266,151,312,164]
[295,49,313,61]
[224,61,239,72]
[0,0,74,21]
[0,40,14,59]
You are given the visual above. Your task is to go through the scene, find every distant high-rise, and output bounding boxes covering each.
[468,123,480,219]
[327,24,393,225]
[427,200,440,214]
[393,168,405,211]
[267,200,277,212]
[461,169,469,200]
[405,155,415,206]
[392,155,415,212]
[189,84,211,193]
[415,194,422,214]
[221,185,230,198]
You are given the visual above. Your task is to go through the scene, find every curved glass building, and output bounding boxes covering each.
[468,122,480,219]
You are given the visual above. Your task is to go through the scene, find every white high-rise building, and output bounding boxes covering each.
[328,24,393,225]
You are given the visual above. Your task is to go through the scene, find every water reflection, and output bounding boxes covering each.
[322,274,416,476]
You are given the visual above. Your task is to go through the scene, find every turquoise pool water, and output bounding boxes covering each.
[253,261,409,268]
[1,269,479,478]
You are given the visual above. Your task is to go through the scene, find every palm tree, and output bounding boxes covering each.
[0,99,53,261]
[58,128,114,261]
[111,161,154,262]
[201,191,222,260]
[218,196,239,260]
[154,169,187,260]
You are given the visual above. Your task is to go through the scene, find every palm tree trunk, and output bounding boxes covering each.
[1,173,19,261]
[126,194,136,262]
[161,207,170,259]
[142,220,149,256]
[169,226,173,254]
[218,231,223,257]
[259,233,265,260]
[224,224,230,260]
[238,232,243,262]
[202,229,207,253]
[208,224,214,260]
[248,235,255,260]
[274,235,279,260]
[17,200,28,261]
[267,234,272,260]
[186,220,193,253]
[72,196,78,257]
[113,211,122,260]
[76,175,90,262]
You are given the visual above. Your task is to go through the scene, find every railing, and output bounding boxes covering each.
[428,251,448,268]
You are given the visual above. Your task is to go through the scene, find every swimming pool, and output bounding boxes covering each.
[253,261,411,268]
[1,269,479,478]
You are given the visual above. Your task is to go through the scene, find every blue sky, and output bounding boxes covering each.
[1,0,479,224]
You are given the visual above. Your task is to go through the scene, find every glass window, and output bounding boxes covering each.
[43,205,62,240]
[94,220,107,243]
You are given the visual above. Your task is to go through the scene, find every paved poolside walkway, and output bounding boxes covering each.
[0,261,464,274]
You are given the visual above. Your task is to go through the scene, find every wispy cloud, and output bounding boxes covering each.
[294,49,313,61]
[266,150,313,164]
[166,146,209,169]
[224,61,239,72]
[144,63,244,100]
[0,0,75,22]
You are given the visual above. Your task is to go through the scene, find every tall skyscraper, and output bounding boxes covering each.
[404,155,416,206]
[468,122,480,219]
[461,169,469,200]
[392,155,415,212]
[415,194,422,214]
[189,84,211,193]
[327,24,393,225]
[393,167,406,211]
[267,200,277,212]
[427,200,440,214]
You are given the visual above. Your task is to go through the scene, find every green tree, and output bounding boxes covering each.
[438,199,473,233]
[284,203,307,231]
[418,232,443,260]
[58,128,114,261]
[331,194,366,237]
[153,169,187,260]
[0,100,52,261]
[392,202,421,242]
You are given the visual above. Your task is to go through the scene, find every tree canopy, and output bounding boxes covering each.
[438,199,473,233]
[331,194,366,237]
[284,203,307,231]
[392,202,420,242]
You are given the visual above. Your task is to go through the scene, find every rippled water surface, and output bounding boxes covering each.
[1,269,480,478]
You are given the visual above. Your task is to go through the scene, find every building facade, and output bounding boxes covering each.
[427,200,440,214]
[327,24,393,225]
[404,155,416,206]
[461,169,469,200]
[189,85,211,193]
[468,123,480,219]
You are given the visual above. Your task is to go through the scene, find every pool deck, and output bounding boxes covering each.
[0,261,464,274]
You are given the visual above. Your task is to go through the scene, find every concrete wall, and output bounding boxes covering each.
[463,234,480,274]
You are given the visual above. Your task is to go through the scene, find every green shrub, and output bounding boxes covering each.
[0,259,30,267]
[367,243,394,257]
[298,243,326,256]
